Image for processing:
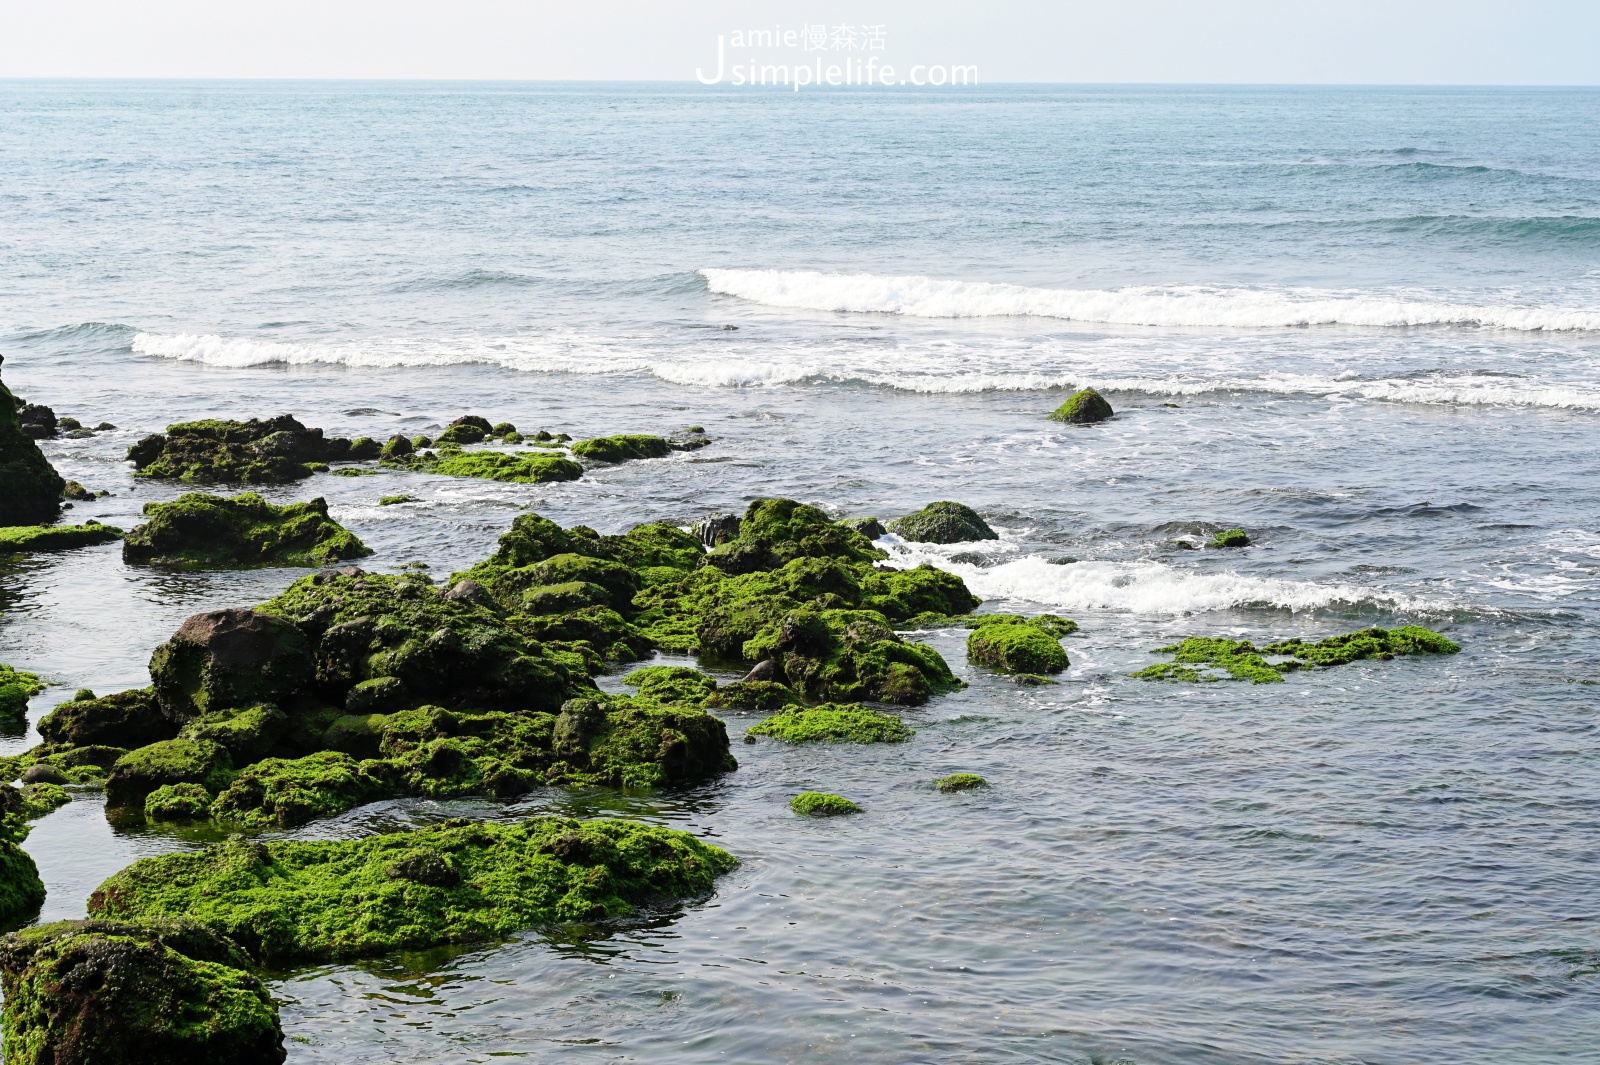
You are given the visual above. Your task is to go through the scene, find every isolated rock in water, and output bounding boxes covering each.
[571,434,673,463]
[0,522,123,555]
[128,415,376,485]
[965,615,1071,675]
[0,665,44,732]
[1209,528,1250,548]
[61,480,94,501]
[0,919,285,1064]
[87,818,737,965]
[888,501,998,544]
[790,792,860,817]
[0,360,66,525]
[1048,387,1114,424]
[148,609,315,721]
[16,403,57,440]
[36,688,173,750]
[747,703,913,744]
[936,772,988,793]
[121,492,372,568]
[1131,625,1460,684]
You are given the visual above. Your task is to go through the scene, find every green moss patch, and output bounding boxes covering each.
[122,492,371,568]
[887,501,997,544]
[747,703,913,744]
[936,773,987,793]
[790,791,860,817]
[1048,387,1114,424]
[1132,625,1460,684]
[1210,528,1250,548]
[0,919,284,1063]
[129,415,378,485]
[429,451,584,484]
[88,817,736,965]
[0,522,122,554]
[0,665,44,731]
[966,615,1071,675]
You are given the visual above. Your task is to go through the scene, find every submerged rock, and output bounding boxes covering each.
[1048,387,1114,424]
[936,772,987,793]
[0,359,66,525]
[1132,625,1460,683]
[88,817,737,964]
[0,522,123,554]
[746,703,913,744]
[128,415,378,484]
[0,918,285,1064]
[888,501,998,544]
[965,615,1073,675]
[790,791,860,817]
[1210,528,1250,548]
[122,492,372,568]
[572,430,711,464]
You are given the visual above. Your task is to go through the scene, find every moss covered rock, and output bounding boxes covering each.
[88,817,736,964]
[0,918,285,1064]
[1132,625,1460,683]
[790,792,860,816]
[148,608,315,721]
[429,451,584,484]
[747,703,913,744]
[888,501,997,544]
[0,521,122,554]
[966,615,1071,675]
[1048,387,1114,424]
[1210,528,1250,548]
[0,665,44,732]
[144,782,214,821]
[936,772,987,793]
[571,434,672,463]
[37,688,171,750]
[104,739,234,810]
[122,492,372,568]
[129,414,376,485]
[0,360,65,525]
[0,841,45,930]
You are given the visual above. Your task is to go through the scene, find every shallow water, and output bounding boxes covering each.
[2,82,1599,1062]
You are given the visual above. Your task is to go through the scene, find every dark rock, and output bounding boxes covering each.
[697,513,742,547]
[20,765,68,786]
[17,404,56,440]
[840,516,887,540]
[122,492,372,569]
[148,609,315,722]
[37,689,174,750]
[743,659,783,683]
[0,364,65,525]
[441,578,490,604]
[888,502,998,544]
[128,415,379,485]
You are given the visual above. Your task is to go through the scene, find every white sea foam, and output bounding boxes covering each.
[881,540,1404,616]
[701,268,1600,333]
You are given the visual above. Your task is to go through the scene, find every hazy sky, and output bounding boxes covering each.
[1,0,1596,83]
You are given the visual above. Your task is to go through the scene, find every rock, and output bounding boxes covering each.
[0,918,285,1063]
[436,416,489,445]
[790,792,860,817]
[0,665,43,731]
[0,522,123,555]
[128,415,378,485]
[20,765,68,786]
[840,516,886,540]
[1131,625,1460,684]
[570,434,673,463]
[703,680,799,712]
[0,839,45,929]
[103,739,234,809]
[1048,387,1114,424]
[696,513,742,547]
[379,434,413,460]
[37,688,173,750]
[520,581,608,614]
[61,481,94,501]
[441,577,490,604]
[377,493,415,506]
[122,492,372,568]
[17,403,57,440]
[144,783,214,821]
[420,450,584,484]
[0,362,65,525]
[888,501,998,544]
[87,818,737,965]
[936,772,987,792]
[746,703,913,743]
[966,616,1070,675]
[148,609,315,721]
[667,427,712,451]
[743,659,782,683]
[1209,528,1250,548]
[178,703,288,763]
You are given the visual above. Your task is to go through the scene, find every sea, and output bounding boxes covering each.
[1,81,1598,1063]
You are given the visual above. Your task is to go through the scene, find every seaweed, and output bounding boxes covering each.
[122,492,371,568]
[1132,626,1460,683]
[746,703,913,744]
[790,792,860,816]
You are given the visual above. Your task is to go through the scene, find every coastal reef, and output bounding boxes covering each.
[122,492,371,568]
[0,918,285,1064]
[0,358,66,525]
[129,415,380,485]
[0,522,123,555]
[1048,387,1115,424]
[790,792,860,816]
[87,817,737,964]
[888,501,998,544]
[1132,625,1460,684]
[571,429,710,463]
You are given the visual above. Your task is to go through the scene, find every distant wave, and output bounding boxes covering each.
[700,269,1600,332]
[129,331,1600,410]
[392,270,542,292]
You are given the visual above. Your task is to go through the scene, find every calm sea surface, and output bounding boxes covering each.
[2,81,1599,1062]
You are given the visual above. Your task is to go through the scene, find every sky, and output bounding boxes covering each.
[0,0,1597,83]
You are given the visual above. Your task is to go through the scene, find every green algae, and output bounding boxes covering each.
[571,434,673,462]
[1132,625,1461,684]
[0,841,45,929]
[965,616,1071,675]
[0,361,65,526]
[144,782,214,821]
[790,791,860,817]
[1210,528,1250,548]
[122,492,371,568]
[428,450,584,484]
[378,493,416,506]
[87,817,737,965]
[104,739,236,810]
[130,415,376,485]
[0,918,285,1063]
[0,665,43,731]
[747,703,913,744]
[17,783,68,821]
[887,501,998,544]
[1048,387,1114,424]
[936,772,987,793]
[0,522,122,554]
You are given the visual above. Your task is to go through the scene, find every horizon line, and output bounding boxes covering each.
[0,77,1597,89]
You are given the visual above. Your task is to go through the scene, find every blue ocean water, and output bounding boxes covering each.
[2,81,1600,1062]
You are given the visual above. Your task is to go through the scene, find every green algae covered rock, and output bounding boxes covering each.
[429,451,583,484]
[88,817,737,965]
[0,664,44,731]
[104,739,234,810]
[747,703,913,744]
[571,434,673,463]
[790,792,860,817]
[888,501,997,544]
[966,615,1071,675]
[936,772,987,793]
[0,521,122,555]
[37,688,170,750]
[1132,625,1460,684]
[0,918,285,1064]
[129,414,374,485]
[0,841,45,930]
[0,359,65,526]
[1048,387,1114,424]
[148,608,315,721]
[144,782,214,821]
[122,492,372,568]
[1210,528,1250,548]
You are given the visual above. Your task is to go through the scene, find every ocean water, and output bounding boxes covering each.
[2,81,1600,1062]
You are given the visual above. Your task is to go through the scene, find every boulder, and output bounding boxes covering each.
[122,492,372,568]
[0,359,66,525]
[1048,387,1114,424]
[103,739,234,809]
[888,501,998,544]
[37,688,174,750]
[571,434,673,463]
[966,616,1070,675]
[128,415,376,485]
[148,609,314,721]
